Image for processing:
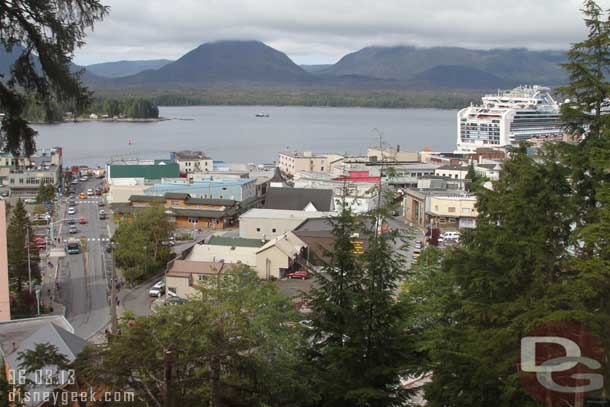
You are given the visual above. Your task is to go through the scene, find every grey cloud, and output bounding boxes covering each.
[74,0,607,65]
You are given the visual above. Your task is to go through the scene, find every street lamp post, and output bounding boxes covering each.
[110,241,118,334]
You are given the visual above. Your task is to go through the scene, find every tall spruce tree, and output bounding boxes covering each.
[0,1,108,156]
[306,194,418,406]
[7,199,40,292]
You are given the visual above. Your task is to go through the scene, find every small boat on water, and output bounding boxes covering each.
[255,113,270,118]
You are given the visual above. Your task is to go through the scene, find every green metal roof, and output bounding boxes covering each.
[207,236,263,248]
[169,208,229,219]
[109,163,180,180]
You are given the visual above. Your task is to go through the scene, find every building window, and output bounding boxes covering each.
[256,228,261,232]
[272,228,276,233]
[448,207,456,213]
[188,217,199,224]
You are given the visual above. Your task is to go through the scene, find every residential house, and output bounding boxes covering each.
[239,208,332,240]
[264,187,334,212]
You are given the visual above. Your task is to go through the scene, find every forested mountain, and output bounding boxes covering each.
[115,40,311,86]
[85,59,172,78]
[323,45,568,86]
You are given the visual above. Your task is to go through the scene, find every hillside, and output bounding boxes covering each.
[85,59,172,78]
[324,46,568,86]
[116,40,311,86]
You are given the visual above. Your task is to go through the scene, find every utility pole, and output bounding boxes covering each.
[26,226,32,294]
[110,242,118,333]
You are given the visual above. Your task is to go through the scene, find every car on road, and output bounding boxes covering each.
[149,280,166,297]
[414,240,423,250]
[80,176,88,182]
[98,210,106,220]
[441,231,461,242]
[71,179,78,185]
[67,207,76,215]
[23,198,37,204]
[79,192,86,199]
[287,270,310,280]
[68,225,78,234]
[412,249,421,260]
[95,188,102,196]
[79,216,87,224]
[0,191,8,197]
[67,218,76,225]
[98,200,105,207]
[87,188,93,196]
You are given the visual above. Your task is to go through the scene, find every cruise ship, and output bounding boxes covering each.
[456,85,563,152]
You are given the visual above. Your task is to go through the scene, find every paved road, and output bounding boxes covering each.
[56,179,111,339]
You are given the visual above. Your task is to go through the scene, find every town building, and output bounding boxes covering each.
[404,188,477,230]
[106,158,180,184]
[367,146,419,162]
[434,164,470,180]
[144,178,257,202]
[186,237,263,266]
[264,187,334,212]
[239,208,332,240]
[0,200,9,321]
[255,232,307,279]
[8,165,62,198]
[166,260,234,298]
[171,150,213,174]
[278,151,344,177]
[0,147,63,185]
[0,316,87,403]
[122,193,244,229]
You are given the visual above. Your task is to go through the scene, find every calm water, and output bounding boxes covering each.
[33,106,457,167]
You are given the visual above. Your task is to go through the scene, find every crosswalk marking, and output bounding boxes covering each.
[87,237,110,242]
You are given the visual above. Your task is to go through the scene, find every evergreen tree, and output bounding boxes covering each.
[0,1,108,156]
[306,200,417,407]
[7,199,40,293]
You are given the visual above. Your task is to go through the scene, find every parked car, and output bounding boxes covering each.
[79,216,87,224]
[68,225,78,234]
[0,191,8,197]
[287,270,310,280]
[149,280,165,297]
[67,207,76,215]
[71,179,78,185]
[299,320,314,330]
[161,236,175,247]
[441,231,461,241]
[95,188,102,196]
[80,176,88,182]
[23,198,37,204]
[67,218,76,225]
[412,249,421,260]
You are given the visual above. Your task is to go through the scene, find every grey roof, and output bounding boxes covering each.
[292,217,335,237]
[165,192,190,200]
[168,207,237,219]
[186,197,236,206]
[264,187,333,211]
[129,195,166,203]
[174,150,209,160]
[270,167,287,184]
[436,164,470,171]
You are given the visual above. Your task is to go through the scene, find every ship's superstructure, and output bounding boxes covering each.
[456,85,563,152]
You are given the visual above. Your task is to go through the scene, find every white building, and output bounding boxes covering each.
[239,208,333,240]
[171,150,214,174]
[457,85,563,152]
[278,151,344,177]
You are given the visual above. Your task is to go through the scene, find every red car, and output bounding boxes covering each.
[287,270,310,280]
[79,216,87,224]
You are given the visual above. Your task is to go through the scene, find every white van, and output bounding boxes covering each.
[442,231,461,241]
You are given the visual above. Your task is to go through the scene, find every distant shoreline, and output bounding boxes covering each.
[31,117,170,125]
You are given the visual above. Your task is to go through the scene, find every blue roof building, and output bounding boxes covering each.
[144,178,257,202]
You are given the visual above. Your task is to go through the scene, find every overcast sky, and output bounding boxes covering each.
[73,0,610,66]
